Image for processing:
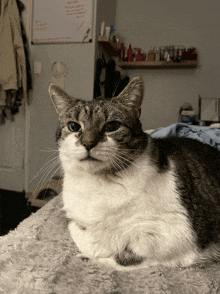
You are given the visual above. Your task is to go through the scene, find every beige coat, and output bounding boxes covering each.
[0,0,27,106]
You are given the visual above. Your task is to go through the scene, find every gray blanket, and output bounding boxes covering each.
[0,194,220,294]
[150,123,220,150]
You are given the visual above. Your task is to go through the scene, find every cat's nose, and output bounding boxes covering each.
[83,142,95,151]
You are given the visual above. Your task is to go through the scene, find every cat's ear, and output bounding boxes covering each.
[113,76,144,118]
[48,83,77,114]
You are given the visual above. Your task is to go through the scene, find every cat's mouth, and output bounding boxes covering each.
[80,154,102,162]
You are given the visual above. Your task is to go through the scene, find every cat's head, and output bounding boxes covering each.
[49,77,147,174]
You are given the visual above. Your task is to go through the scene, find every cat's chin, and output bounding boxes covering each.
[75,158,112,174]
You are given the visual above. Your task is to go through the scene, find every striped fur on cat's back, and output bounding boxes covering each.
[49,77,220,270]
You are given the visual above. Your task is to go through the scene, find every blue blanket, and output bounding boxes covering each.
[149,123,220,151]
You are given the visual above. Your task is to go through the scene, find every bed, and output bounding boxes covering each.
[1,123,220,294]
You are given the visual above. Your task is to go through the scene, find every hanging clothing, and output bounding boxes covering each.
[0,0,27,123]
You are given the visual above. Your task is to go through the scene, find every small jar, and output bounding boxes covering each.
[155,47,160,61]
[178,46,184,60]
[164,47,169,61]
[169,46,174,60]
[173,46,178,61]
[160,47,165,61]
[124,47,128,61]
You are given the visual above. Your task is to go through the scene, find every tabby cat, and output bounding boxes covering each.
[49,77,220,270]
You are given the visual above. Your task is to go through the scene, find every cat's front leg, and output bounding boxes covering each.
[68,221,95,259]
[68,222,151,270]
[68,221,113,260]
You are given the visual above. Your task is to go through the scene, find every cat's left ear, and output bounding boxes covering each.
[48,83,77,114]
[113,76,144,118]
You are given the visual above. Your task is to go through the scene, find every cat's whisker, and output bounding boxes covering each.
[100,146,145,162]
[38,151,59,159]
[109,159,119,173]
[45,146,59,151]
[99,146,137,152]
[44,165,63,195]
[113,154,140,177]
[31,168,61,201]
[113,151,145,164]
[91,147,141,173]
[28,155,60,184]
[110,158,124,177]
[111,154,130,176]
[112,157,124,173]
[107,146,141,151]
[37,166,62,197]
[32,160,61,196]
[107,147,141,159]
[31,157,61,197]
[37,148,59,161]
[115,150,140,160]
[38,148,59,153]
[96,147,139,160]
[114,153,140,169]
[40,158,61,185]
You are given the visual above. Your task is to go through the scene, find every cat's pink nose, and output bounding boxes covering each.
[83,142,95,151]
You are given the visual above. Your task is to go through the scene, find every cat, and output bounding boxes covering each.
[49,77,220,271]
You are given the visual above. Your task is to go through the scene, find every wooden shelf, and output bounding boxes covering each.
[118,60,198,69]
[98,36,120,56]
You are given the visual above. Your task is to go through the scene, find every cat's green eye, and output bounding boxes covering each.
[104,121,121,133]
[68,122,81,132]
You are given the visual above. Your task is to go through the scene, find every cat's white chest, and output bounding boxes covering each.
[62,155,167,224]
[62,171,133,224]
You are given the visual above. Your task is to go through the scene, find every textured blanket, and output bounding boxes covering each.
[1,194,220,294]
[150,123,220,150]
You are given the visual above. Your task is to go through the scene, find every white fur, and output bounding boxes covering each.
[61,134,199,270]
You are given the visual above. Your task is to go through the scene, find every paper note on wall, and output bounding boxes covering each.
[32,0,93,43]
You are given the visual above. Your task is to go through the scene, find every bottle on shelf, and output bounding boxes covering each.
[173,46,178,61]
[120,43,125,61]
[164,47,169,61]
[160,47,165,61]
[169,46,174,60]
[124,47,128,61]
[127,44,133,61]
[155,47,160,61]
[176,46,183,62]
[136,49,143,61]
[100,21,105,37]
[147,46,155,61]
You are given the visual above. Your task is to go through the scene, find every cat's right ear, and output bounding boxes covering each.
[48,83,75,114]
[112,77,144,118]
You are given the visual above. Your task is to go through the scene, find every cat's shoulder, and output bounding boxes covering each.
[148,136,220,173]
[150,135,220,155]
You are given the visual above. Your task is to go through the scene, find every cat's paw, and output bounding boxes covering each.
[96,256,140,271]
[91,243,113,259]
[116,247,144,266]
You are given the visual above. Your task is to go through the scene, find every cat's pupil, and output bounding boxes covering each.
[68,122,81,132]
[104,121,121,133]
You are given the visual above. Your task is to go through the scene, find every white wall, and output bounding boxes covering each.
[115,0,220,129]
[27,43,97,191]
[26,0,117,192]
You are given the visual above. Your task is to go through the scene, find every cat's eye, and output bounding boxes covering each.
[68,122,81,132]
[104,121,121,133]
